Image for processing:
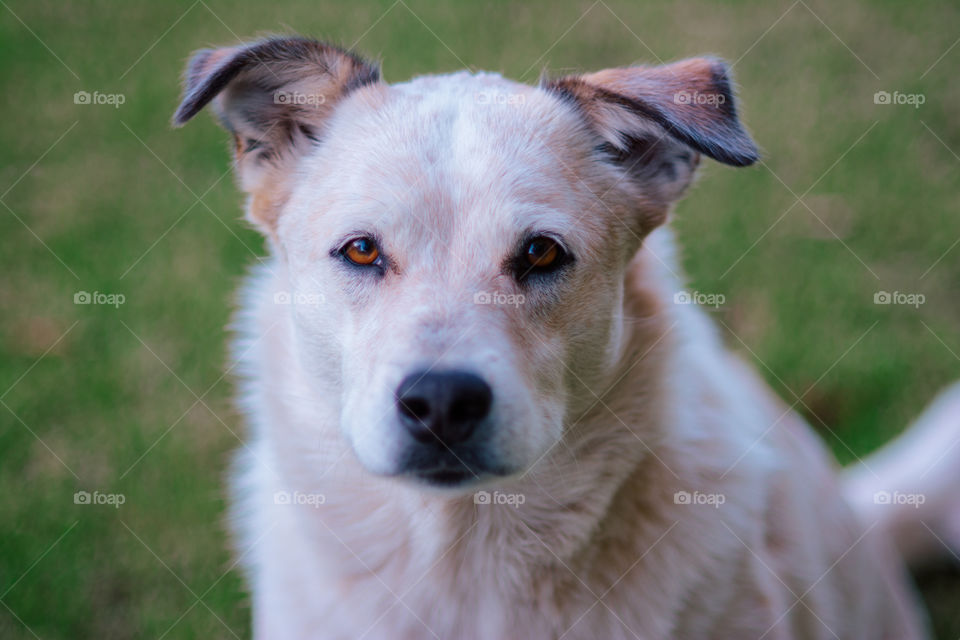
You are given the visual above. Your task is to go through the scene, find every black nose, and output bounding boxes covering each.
[396,371,493,445]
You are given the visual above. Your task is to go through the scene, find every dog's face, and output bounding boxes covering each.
[277,76,640,485]
[175,38,756,487]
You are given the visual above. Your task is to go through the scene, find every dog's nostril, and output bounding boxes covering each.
[449,385,492,423]
[399,397,431,422]
[395,370,492,445]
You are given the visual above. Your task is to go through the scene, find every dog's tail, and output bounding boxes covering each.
[841,381,960,567]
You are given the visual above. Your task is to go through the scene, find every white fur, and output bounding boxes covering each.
[208,69,955,639]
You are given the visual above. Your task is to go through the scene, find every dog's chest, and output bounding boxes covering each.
[249,485,689,640]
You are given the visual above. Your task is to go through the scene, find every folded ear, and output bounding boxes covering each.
[544,57,757,222]
[173,37,382,233]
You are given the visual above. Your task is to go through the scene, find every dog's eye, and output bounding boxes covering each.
[525,237,560,269]
[342,237,380,266]
[511,235,571,282]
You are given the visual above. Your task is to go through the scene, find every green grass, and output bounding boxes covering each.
[1,1,958,637]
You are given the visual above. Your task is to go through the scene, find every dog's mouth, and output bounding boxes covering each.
[416,468,476,486]
[402,448,513,488]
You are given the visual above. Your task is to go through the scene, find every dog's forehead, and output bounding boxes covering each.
[384,70,573,148]
[292,72,600,241]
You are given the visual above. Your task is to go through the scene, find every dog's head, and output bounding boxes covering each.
[175,37,756,488]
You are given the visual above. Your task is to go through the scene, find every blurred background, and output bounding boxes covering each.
[1,0,958,637]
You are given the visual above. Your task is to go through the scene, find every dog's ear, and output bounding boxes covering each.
[173,37,382,233]
[545,57,757,227]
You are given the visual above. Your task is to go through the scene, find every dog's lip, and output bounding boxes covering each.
[417,468,475,486]
[400,448,515,487]
[410,462,515,488]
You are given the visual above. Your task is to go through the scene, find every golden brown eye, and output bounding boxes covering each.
[343,237,380,266]
[525,237,560,268]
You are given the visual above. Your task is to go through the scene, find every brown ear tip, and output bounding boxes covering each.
[689,55,732,76]
[703,55,732,70]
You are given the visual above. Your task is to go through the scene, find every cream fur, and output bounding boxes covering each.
[230,227,931,639]
[171,43,960,639]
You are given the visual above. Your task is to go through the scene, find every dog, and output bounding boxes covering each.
[174,36,960,639]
